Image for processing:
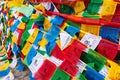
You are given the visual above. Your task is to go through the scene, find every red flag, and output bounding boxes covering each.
[51,44,65,60]
[97,39,118,60]
[35,60,56,80]
[63,40,87,65]
[59,60,79,76]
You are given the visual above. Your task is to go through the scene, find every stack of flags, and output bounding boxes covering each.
[0,0,120,80]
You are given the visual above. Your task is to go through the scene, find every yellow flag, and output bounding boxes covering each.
[106,60,120,80]
[43,18,52,31]
[0,61,9,71]
[18,23,26,30]
[60,23,68,30]
[7,0,24,7]
[72,77,79,80]
[12,35,18,43]
[74,1,85,15]
[80,24,100,38]
[100,0,117,21]
[27,28,39,43]
[34,3,45,13]
[30,14,39,19]
[0,47,6,54]
[21,42,32,56]
[38,38,48,48]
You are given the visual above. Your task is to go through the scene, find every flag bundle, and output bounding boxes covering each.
[0,0,120,80]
